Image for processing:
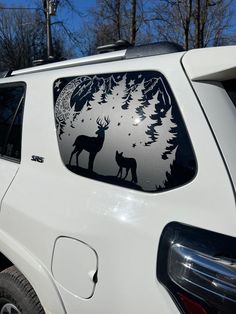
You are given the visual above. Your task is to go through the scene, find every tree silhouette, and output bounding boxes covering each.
[122,88,133,110]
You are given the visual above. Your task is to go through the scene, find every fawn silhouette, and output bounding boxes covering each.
[69,116,110,171]
[116,151,137,183]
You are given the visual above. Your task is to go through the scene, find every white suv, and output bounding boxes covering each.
[0,42,235,314]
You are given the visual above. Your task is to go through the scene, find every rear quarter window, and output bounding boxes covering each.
[54,71,196,192]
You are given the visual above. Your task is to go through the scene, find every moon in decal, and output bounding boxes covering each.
[54,77,83,123]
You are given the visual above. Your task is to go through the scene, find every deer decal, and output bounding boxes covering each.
[69,116,110,171]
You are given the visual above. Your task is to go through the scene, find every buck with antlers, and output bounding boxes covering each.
[69,116,110,171]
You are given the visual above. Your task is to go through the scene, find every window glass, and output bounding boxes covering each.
[54,71,196,192]
[223,80,236,108]
[0,84,25,160]
[5,102,24,160]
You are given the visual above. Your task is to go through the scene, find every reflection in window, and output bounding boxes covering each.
[5,102,24,160]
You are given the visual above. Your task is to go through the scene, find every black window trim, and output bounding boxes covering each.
[222,79,236,109]
[0,81,26,163]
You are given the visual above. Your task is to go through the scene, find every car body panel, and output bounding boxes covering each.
[0,48,235,313]
[182,45,236,81]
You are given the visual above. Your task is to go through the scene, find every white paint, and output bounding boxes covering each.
[0,49,235,314]
[182,45,236,81]
[0,160,19,206]
[12,50,126,76]
[52,237,98,299]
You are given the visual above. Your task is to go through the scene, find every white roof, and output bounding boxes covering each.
[12,44,236,79]
[12,50,126,76]
[182,45,236,81]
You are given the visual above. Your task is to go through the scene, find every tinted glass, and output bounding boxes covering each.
[5,102,24,160]
[0,85,25,160]
[54,71,196,192]
[223,79,236,108]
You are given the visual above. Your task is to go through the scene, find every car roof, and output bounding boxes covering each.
[11,41,184,77]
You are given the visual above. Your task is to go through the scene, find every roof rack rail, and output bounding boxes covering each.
[97,40,133,53]
[33,56,67,67]
[97,40,184,57]
[12,41,185,77]
[0,70,12,78]
[125,41,184,59]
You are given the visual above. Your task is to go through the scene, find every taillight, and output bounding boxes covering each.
[157,222,236,314]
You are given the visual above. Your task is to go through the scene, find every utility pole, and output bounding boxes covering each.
[43,0,59,59]
[196,0,201,48]
[130,0,137,45]
[46,0,53,58]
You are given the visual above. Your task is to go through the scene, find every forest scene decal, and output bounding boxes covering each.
[54,71,196,192]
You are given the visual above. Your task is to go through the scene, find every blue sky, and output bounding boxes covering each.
[4,0,236,32]
[2,0,96,14]
[1,0,236,54]
[1,0,97,54]
[3,0,96,9]
[1,0,96,29]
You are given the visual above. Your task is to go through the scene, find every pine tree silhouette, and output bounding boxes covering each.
[122,89,133,110]
[99,89,108,104]
[162,109,178,160]
[144,91,170,145]
[136,95,148,118]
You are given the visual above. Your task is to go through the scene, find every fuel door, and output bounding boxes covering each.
[52,237,98,299]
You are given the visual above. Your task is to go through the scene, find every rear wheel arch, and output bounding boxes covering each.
[0,253,45,313]
[0,240,66,313]
[0,252,13,272]
[0,265,45,314]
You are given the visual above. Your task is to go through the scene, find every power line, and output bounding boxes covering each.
[63,0,84,17]
[58,21,81,47]
[0,7,41,11]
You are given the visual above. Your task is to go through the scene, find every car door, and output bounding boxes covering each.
[0,83,25,204]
